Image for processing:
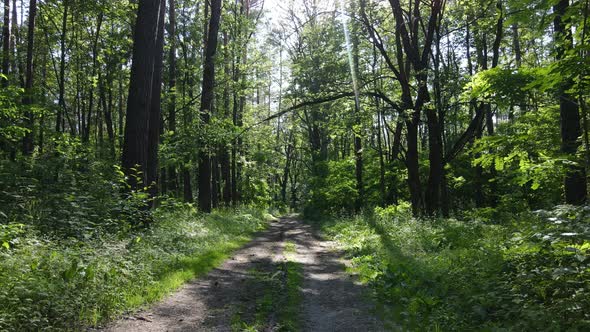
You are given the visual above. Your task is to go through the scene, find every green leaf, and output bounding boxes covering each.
[495,156,505,171]
[531,182,541,190]
[2,241,9,250]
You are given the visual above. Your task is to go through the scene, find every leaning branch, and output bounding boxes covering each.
[236,91,402,138]
[236,92,355,137]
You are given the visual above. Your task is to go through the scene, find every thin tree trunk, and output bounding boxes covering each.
[22,0,37,155]
[221,32,232,205]
[2,0,9,87]
[167,0,178,193]
[212,156,220,208]
[83,13,103,143]
[11,0,23,88]
[56,0,68,132]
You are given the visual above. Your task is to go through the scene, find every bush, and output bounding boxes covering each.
[315,204,590,331]
[304,159,359,218]
[0,206,270,331]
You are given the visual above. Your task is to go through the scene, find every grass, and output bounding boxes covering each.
[310,204,590,331]
[284,241,297,254]
[231,240,303,332]
[278,260,303,331]
[0,205,272,331]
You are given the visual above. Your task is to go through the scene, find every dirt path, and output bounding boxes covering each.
[104,217,384,331]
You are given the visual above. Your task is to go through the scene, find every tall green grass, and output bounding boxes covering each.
[313,204,590,331]
[0,205,272,331]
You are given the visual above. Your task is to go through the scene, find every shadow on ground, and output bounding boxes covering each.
[104,217,385,332]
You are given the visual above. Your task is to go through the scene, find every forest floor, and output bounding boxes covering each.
[102,216,384,331]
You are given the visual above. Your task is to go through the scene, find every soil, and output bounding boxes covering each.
[102,216,384,331]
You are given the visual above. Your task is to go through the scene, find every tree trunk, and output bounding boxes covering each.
[11,0,22,88]
[21,0,37,156]
[121,0,162,191]
[406,121,422,214]
[2,0,9,87]
[56,0,68,132]
[425,107,444,215]
[425,23,445,216]
[554,0,587,204]
[167,0,178,194]
[146,0,166,203]
[197,0,221,213]
[183,167,193,202]
[212,156,220,208]
[349,1,364,212]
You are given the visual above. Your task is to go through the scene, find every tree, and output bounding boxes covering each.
[121,0,165,192]
[167,0,178,194]
[197,0,222,213]
[22,0,37,155]
[361,0,444,215]
[1,0,9,87]
[554,0,587,204]
[147,0,166,202]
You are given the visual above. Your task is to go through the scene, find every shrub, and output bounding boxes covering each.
[315,205,590,330]
[0,206,270,331]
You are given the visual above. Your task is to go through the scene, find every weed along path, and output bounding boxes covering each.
[105,217,384,331]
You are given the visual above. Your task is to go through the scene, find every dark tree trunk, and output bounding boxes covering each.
[425,108,443,215]
[118,65,124,148]
[197,0,221,213]
[281,133,294,204]
[211,156,220,208]
[554,0,587,204]
[221,148,232,204]
[474,32,488,207]
[99,73,115,156]
[425,24,445,216]
[11,0,23,88]
[56,0,68,132]
[167,0,178,194]
[121,0,163,191]
[376,110,387,205]
[220,31,232,205]
[21,0,37,156]
[2,0,9,87]
[512,23,521,67]
[406,121,422,214]
[83,13,103,143]
[146,0,166,203]
[183,167,193,202]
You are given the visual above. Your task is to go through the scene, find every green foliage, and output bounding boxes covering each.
[466,67,535,108]
[0,85,26,148]
[304,159,359,218]
[470,105,564,208]
[0,137,149,238]
[0,206,270,331]
[315,204,590,331]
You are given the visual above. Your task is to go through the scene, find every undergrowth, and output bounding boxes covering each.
[313,204,590,331]
[0,205,271,331]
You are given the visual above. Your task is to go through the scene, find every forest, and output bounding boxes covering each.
[0,0,589,330]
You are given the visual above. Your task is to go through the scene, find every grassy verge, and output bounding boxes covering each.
[231,241,303,332]
[311,204,590,331]
[279,242,304,331]
[0,205,272,331]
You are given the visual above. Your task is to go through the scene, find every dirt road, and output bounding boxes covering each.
[104,217,384,331]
